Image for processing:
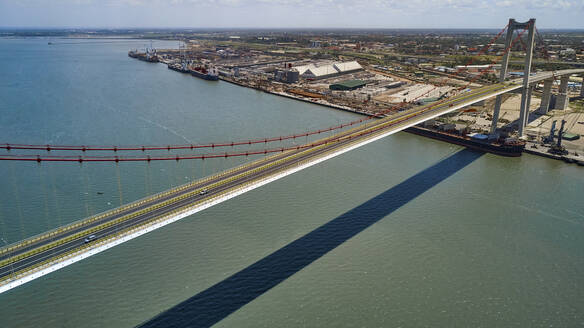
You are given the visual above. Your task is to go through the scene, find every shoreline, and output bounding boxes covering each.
[218,76,376,117]
[524,142,584,166]
[158,59,582,166]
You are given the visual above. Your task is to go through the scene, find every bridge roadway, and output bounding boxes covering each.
[0,70,580,293]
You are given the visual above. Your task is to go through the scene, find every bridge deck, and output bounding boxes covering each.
[2,68,582,293]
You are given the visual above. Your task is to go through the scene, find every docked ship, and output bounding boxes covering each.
[167,61,219,81]
[405,124,525,157]
[167,62,190,73]
[190,66,219,81]
[128,50,139,58]
[189,66,219,81]
[128,45,159,63]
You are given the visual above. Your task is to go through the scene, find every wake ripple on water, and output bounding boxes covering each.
[137,116,194,144]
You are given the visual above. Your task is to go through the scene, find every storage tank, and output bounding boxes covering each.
[286,69,299,83]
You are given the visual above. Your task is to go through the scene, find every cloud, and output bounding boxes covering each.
[1,0,582,28]
[4,0,583,11]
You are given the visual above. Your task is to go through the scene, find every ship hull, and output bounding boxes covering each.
[190,69,219,81]
[128,52,158,63]
[405,126,524,157]
[167,64,189,73]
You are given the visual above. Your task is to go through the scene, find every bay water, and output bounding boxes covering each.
[0,38,583,327]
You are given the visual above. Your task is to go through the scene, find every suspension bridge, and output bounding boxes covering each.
[1,19,583,294]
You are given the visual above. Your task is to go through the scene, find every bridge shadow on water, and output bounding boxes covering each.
[138,148,484,328]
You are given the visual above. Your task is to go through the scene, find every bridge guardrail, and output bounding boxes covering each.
[2,81,508,257]
[0,138,330,268]
[0,82,516,277]
[0,107,396,270]
[0,146,288,257]
[0,141,337,286]
[0,89,505,287]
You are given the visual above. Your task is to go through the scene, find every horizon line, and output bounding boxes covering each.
[2,26,584,31]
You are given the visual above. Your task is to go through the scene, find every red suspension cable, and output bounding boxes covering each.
[0,24,518,162]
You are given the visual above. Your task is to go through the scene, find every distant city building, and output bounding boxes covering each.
[455,64,501,74]
[560,48,576,56]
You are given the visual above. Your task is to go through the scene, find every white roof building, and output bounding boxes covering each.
[333,61,362,73]
[293,64,315,75]
[303,65,338,79]
[296,61,363,80]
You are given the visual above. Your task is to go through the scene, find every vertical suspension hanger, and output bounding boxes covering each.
[175,158,182,186]
[115,163,124,207]
[10,161,25,241]
[39,162,51,231]
[0,200,16,281]
[168,159,176,188]
[202,155,206,179]
[80,162,91,217]
[48,163,63,228]
[145,161,153,196]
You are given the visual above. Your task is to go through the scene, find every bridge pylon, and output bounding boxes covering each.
[490,18,536,138]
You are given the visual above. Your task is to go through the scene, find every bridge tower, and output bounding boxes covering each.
[490,18,536,138]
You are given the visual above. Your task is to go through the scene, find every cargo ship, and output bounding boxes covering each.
[167,62,190,73]
[405,125,525,157]
[128,48,158,63]
[167,62,219,81]
[190,66,219,81]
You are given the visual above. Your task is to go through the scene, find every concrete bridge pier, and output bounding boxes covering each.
[538,79,553,114]
[554,75,570,110]
[490,96,503,134]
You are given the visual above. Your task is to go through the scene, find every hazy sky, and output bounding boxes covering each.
[0,0,583,29]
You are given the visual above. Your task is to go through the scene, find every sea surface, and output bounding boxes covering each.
[0,38,583,327]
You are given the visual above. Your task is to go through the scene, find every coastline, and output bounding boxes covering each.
[218,76,376,117]
[524,142,584,166]
[154,58,582,165]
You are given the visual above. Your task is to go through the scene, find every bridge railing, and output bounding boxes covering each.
[0,136,342,287]
[2,111,400,278]
[1,78,532,259]
[0,147,290,258]
[4,75,575,282]
[1,83,533,288]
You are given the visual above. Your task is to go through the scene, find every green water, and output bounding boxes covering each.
[0,38,583,327]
